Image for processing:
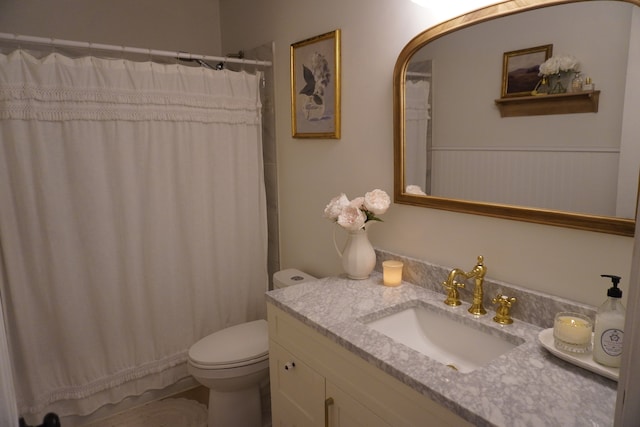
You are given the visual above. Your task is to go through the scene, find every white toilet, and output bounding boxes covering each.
[187,268,316,427]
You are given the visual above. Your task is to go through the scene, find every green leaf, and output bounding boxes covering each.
[365,211,384,223]
[299,65,316,96]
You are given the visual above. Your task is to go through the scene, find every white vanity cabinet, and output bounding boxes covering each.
[270,341,389,427]
[267,303,472,427]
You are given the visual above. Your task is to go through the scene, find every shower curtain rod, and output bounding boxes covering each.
[0,32,272,67]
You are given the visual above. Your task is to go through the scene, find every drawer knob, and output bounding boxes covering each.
[284,361,296,371]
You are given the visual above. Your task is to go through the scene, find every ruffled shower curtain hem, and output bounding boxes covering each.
[24,352,188,415]
[28,362,191,418]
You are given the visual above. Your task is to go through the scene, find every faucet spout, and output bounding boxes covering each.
[445,268,465,286]
[442,268,466,306]
[442,256,487,315]
[466,255,487,315]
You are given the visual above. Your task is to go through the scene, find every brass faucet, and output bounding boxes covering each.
[442,255,487,315]
[492,294,517,324]
[442,268,466,306]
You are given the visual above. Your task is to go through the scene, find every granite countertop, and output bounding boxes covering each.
[266,273,617,427]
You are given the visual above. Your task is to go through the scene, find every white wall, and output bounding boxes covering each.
[219,0,635,308]
[0,0,222,56]
[0,0,633,308]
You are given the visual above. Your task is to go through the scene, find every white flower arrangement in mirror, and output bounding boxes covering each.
[324,189,390,231]
[538,54,580,76]
[535,54,581,94]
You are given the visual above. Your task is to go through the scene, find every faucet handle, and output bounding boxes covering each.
[442,279,465,306]
[492,294,517,324]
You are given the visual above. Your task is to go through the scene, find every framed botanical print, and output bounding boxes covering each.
[290,29,341,138]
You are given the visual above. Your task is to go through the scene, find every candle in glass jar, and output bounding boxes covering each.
[553,312,593,353]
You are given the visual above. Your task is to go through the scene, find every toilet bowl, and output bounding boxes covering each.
[187,269,316,427]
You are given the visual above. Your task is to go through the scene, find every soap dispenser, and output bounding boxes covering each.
[593,274,625,367]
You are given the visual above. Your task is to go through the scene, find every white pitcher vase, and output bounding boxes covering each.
[333,227,376,279]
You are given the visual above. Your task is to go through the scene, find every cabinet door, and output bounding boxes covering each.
[326,382,391,427]
[270,341,325,427]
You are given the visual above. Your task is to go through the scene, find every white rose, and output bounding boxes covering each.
[558,55,579,72]
[363,189,390,215]
[539,60,556,76]
[324,193,350,220]
[349,196,365,209]
[337,205,366,230]
[406,185,427,195]
[539,55,579,76]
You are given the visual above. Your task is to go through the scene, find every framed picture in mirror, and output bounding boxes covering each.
[501,44,552,97]
[290,29,341,139]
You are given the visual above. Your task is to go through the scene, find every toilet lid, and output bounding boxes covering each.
[188,319,268,367]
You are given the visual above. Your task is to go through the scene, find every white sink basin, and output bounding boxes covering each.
[364,304,522,373]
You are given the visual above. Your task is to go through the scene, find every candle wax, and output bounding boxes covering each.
[554,316,592,344]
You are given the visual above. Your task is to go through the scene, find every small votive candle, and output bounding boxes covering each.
[553,312,593,353]
[382,260,403,287]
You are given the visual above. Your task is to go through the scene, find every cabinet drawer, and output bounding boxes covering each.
[270,341,325,427]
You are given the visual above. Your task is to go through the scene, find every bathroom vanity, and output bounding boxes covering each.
[268,303,471,426]
[266,269,617,426]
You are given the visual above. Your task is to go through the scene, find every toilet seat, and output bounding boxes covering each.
[188,319,268,370]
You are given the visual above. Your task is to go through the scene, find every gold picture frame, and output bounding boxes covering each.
[291,29,341,138]
[501,44,552,98]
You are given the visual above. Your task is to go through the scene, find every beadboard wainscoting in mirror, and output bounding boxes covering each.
[394,0,640,236]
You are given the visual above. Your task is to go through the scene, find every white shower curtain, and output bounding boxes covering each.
[0,50,268,423]
[404,79,431,194]
[0,286,19,427]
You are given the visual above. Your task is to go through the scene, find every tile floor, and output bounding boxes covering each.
[78,385,272,427]
[82,398,207,427]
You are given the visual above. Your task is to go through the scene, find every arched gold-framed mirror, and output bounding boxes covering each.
[393,0,639,236]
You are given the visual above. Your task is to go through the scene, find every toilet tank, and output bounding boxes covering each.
[273,268,317,289]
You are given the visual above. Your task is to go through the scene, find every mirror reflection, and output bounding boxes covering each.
[395,0,639,236]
